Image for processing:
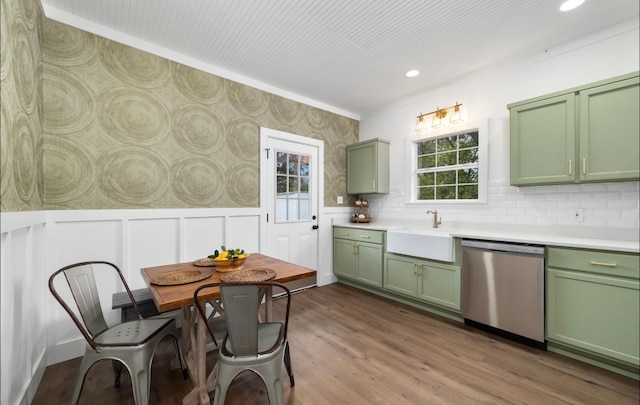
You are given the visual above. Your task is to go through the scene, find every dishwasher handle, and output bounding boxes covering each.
[462,239,545,256]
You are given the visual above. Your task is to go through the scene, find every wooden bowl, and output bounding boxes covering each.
[212,255,248,273]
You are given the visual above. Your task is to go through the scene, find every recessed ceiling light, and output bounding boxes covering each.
[406,70,420,78]
[560,0,585,11]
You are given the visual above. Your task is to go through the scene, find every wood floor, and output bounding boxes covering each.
[33,283,639,404]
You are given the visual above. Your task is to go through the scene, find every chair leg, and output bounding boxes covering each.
[284,342,294,387]
[171,334,188,380]
[128,351,152,405]
[71,351,97,405]
[112,360,124,387]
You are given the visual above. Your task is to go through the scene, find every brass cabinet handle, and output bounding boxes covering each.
[568,159,572,176]
[413,263,417,276]
[372,179,376,190]
[360,235,371,239]
[590,261,617,268]
[582,158,586,175]
[341,232,350,236]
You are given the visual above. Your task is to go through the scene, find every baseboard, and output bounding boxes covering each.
[18,349,47,405]
[46,338,85,367]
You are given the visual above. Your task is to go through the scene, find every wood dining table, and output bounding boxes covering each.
[141,253,316,405]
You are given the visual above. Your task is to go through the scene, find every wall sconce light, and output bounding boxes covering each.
[415,102,464,134]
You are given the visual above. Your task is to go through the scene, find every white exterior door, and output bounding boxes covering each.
[260,128,322,275]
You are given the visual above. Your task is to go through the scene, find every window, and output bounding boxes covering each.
[275,151,311,221]
[415,131,479,201]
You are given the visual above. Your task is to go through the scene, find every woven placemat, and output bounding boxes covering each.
[193,258,215,267]
[220,268,276,282]
[150,268,213,285]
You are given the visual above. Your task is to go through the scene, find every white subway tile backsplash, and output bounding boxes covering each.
[580,183,608,192]
[608,200,638,209]
[582,201,608,209]
[594,192,622,201]
[607,182,639,191]
[369,181,639,229]
[547,193,570,201]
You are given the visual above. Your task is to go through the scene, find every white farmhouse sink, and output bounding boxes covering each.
[387,227,454,262]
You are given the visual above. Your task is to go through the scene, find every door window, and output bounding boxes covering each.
[275,151,311,222]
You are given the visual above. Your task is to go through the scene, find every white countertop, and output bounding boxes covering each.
[332,219,640,253]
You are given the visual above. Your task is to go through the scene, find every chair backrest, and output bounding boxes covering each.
[194,281,291,357]
[49,261,141,350]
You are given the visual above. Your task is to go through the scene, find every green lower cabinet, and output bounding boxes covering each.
[547,268,639,367]
[333,237,383,288]
[546,246,640,374]
[333,238,357,279]
[384,253,461,311]
[355,242,384,287]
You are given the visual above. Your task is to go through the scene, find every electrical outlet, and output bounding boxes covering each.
[337,196,344,205]
[570,208,584,222]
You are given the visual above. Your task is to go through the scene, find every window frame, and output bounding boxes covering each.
[406,120,488,204]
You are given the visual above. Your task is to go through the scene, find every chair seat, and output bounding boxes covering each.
[94,318,175,347]
[223,322,283,356]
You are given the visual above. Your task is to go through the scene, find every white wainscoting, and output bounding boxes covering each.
[1,206,350,404]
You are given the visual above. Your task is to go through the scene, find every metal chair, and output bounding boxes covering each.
[194,281,293,405]
[48,261,186,405]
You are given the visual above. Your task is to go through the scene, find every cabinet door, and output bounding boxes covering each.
[417,261,461,310]
[333,238,356,279]
[384,255,418,297]
[547,268,639,366]
[510,94,576,185]
[346,140,390,194]
[579,76,640,182]
[355,242,383,287]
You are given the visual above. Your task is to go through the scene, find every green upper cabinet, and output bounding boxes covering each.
[509,72,639,186]
[346,138,390,195]
[579,77,640,182]
[510,93,576,185]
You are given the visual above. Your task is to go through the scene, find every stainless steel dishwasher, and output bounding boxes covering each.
[461,239,545,344]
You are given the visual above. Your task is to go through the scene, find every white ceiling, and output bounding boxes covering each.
[40,0,639,118]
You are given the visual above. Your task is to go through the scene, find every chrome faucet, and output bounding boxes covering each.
[426,210,442,228]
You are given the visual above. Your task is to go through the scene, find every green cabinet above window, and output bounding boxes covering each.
[509,72,639,186]
[346,138,390,195]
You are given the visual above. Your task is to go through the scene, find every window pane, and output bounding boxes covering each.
[437,151,457,167]
[288,199,299,220]
[458,132,478,148]
[436,186,456,199]
[417,173,434,186]
[418,154,435,169]
[276,152,287,174]
[277,175,287,194]
[275,198,287,221]
[299,199,310,219]
[458,184,478,199]
[418,187,435,200]
[417,140,435,154]
[436,170,456,185]
[300,155,309,176]
[288,154,298,175]
[300,176,309,193]
[458,168,478,183]
[288,177,298,194]
[459,147,479,164]
[437,136,457,151]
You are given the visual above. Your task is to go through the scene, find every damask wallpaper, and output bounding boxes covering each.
[1,0,358,212]
[0,0,44,212]
[40,19,359,210]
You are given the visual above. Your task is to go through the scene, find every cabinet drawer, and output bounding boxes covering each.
[547,247,639,279]
[333,227,384,244]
